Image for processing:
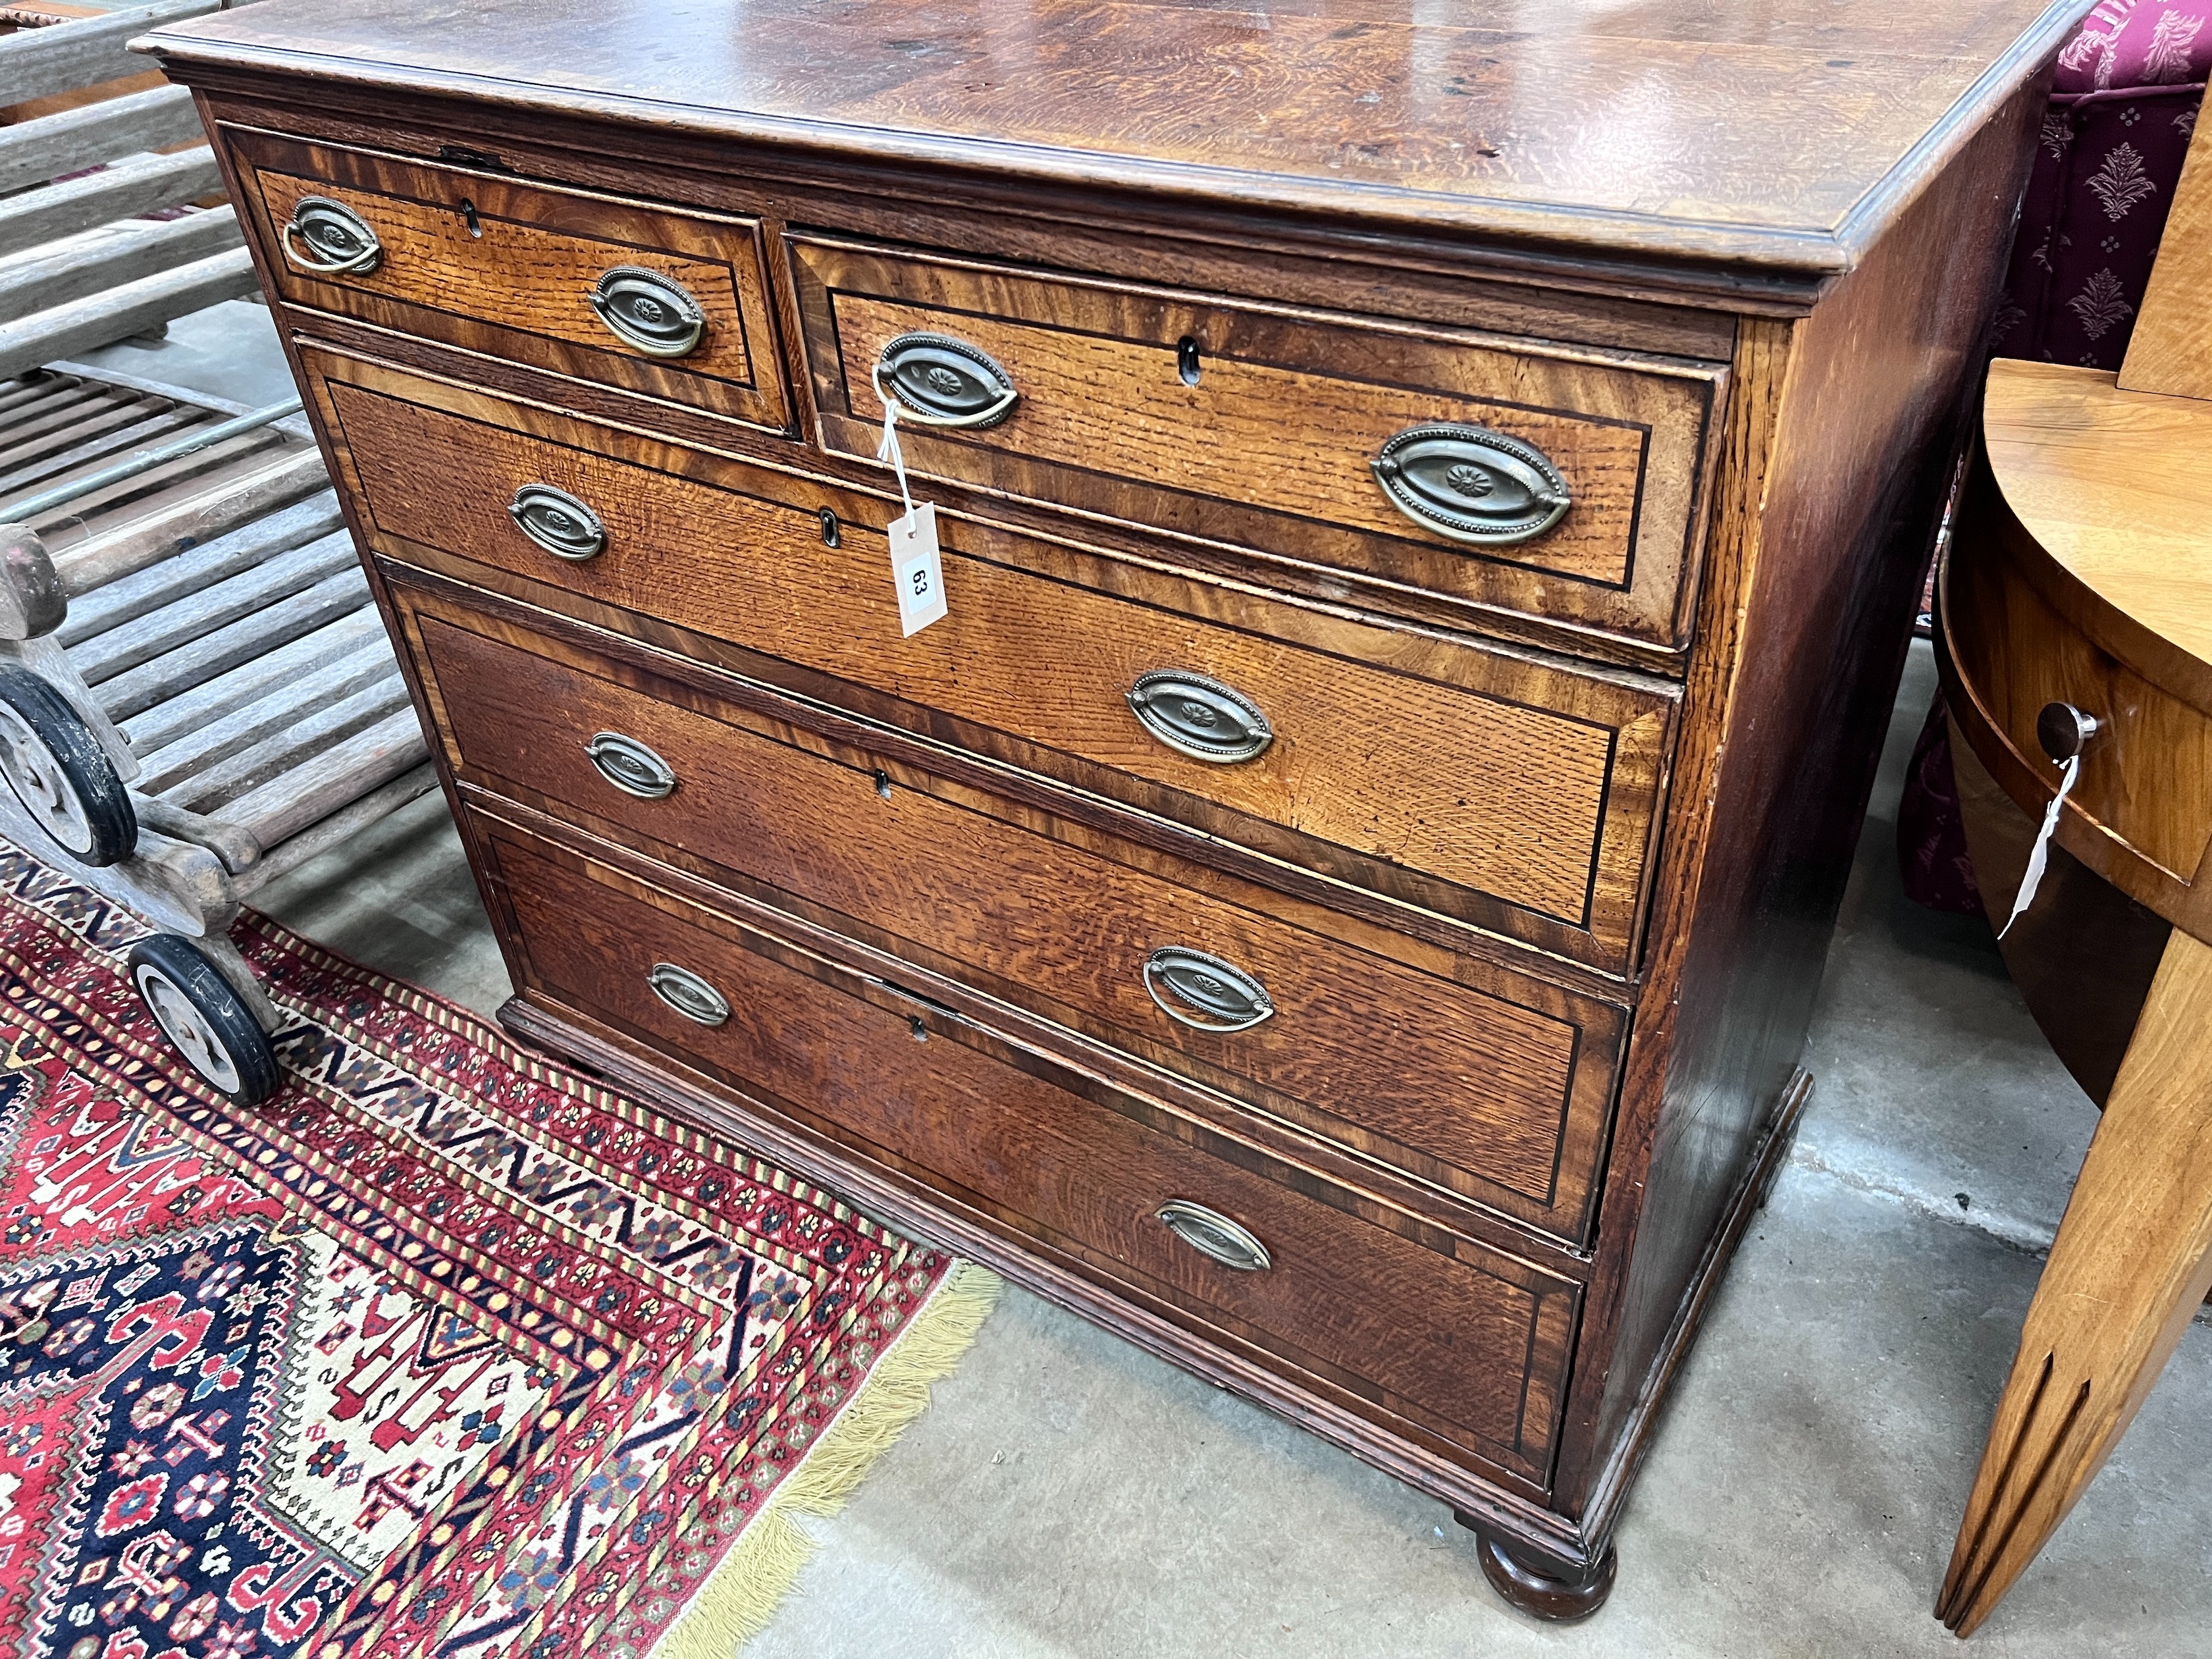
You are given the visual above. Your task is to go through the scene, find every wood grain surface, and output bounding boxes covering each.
[484,817,1581,1482]
[793,237,1722,650]
[138,0,2084,275]
[1943,459,2212,889]
[307,346,1677,974]
[229,126,789,432]
[1950,717,2171,1109]
[1942,367,2212,932]
[148,0,2065,1593]
[1562,84,2045,1532]
[2118,99,2212,402]
[200,84,1752,360]
[1982,361,2212,687]
[1937,305,2212,1632]
[407,592,1628,1242]
[1939,928,2212,1636]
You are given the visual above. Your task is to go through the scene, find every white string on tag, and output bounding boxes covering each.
[873,370,916,518]
[1997,753,2080,939]
[870,367,948,635]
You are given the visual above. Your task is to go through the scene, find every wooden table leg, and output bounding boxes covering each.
[1937,928,2212,1637]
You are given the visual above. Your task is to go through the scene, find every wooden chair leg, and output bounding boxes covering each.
[1937,928,2212,1637]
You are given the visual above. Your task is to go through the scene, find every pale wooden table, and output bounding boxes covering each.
[1935,278,2212,1633]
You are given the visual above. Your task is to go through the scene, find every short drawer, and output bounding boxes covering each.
[311,347,1676,974]
[479,818,1581,1486]
[790,236,1726,651]
[226,126,788,431]
[404,592,1628,1242]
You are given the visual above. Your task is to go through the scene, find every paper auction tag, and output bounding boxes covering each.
[876,396,948,636]
[889,501,947,636]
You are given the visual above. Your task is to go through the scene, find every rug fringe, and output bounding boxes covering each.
[650,1260,1003,1658]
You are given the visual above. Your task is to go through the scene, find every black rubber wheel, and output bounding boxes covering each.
[126,934,280,1105]
[0,664,134,866]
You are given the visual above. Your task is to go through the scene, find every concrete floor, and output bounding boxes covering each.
[81,305,2212,1655]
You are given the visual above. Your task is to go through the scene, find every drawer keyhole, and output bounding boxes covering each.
[870,769,893,800]
[820,507,841,547]
[460,198,481,238]
[1176,336,1202,386]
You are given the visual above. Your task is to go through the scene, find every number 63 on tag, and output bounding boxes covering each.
[889,502,948,636]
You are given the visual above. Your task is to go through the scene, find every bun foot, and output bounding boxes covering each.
[1454,1513,1617,1621]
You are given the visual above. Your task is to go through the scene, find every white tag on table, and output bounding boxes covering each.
[889,501,947,636]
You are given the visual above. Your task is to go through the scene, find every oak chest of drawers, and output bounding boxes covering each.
[144,0,2080,1618]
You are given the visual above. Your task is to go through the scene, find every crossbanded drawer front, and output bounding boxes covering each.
[309,348,1675,974]
[789,236,1725,652]
[478,818,1581,1487]
[404,594,1628,1242]
[226,126,789,431]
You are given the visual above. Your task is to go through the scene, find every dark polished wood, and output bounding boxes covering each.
[305,342,1678,976]
[1569,85,2049,1546]
[1456,1513,1620,1623]
[398,587,1630,1245]
[479,812,1582,1484]
[144,0,2081,278]
[789,234,1724,652]
[142,0,2072,1619]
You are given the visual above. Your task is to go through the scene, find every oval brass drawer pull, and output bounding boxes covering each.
[1155,1199,1272,1272]
[1143,946,1274,1033]
[1125,669,1273,764]
[282,195,382,276]
[585,731,677,799]
[590,265,707,358]
[1371,422,1571,546]
[873,331,1019,429]
[507,483,607,561]
[646,961,729,1026]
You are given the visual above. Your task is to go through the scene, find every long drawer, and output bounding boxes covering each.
[401,587,1629,1242]
[309,345,1677,974]
[226,126,789,431]
[475,813,1582,1487]
[789,235,1726,652]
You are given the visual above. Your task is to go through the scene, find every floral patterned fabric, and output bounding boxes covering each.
[1897,709,1984,915]
[1989,0,2210,370]
[1899,1,2208,916]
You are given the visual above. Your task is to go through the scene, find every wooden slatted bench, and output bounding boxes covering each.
[0,363,434,1105]
[0,0,258,376]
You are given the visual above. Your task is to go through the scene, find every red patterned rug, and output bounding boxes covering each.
[0,839,995,1659]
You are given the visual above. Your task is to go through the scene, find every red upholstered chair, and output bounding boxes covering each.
[1897,0,2211,914]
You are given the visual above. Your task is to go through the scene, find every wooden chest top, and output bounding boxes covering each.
[140,0,2086,277]
[126,0,2074,1594]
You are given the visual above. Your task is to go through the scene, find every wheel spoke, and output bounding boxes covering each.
[0,701,93,854]
[137,968,243,1094]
